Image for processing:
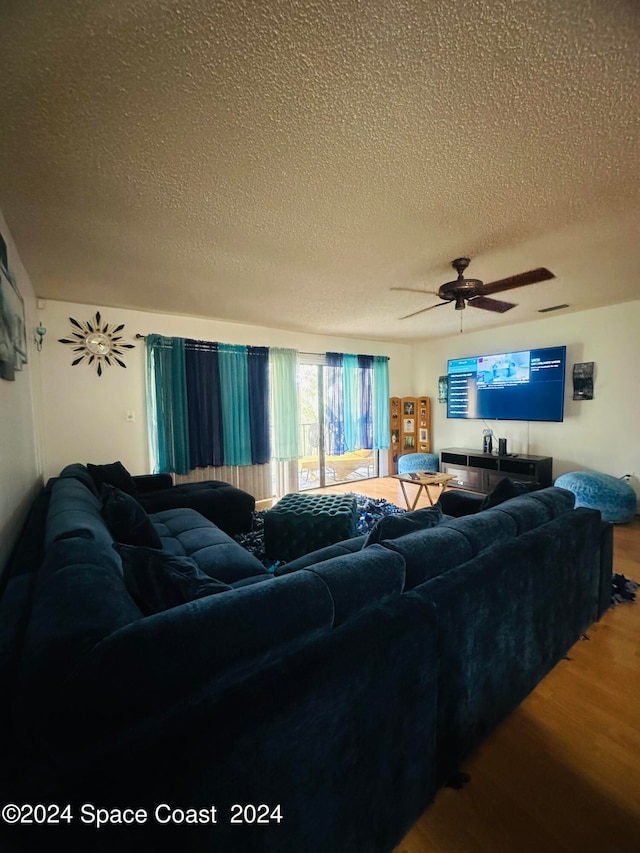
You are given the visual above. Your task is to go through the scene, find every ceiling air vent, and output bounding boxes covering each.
[538,304,569,313]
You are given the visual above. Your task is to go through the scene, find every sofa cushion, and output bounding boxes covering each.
[491,487,574,534]
[363,504,443,547]
[101,485,162,549]
[297,545,406,626]
[116,545,233,615]
[274,535,366,575]
[440,508,518,556]
[151,508,269,584]
[382,526,475,590]
[525,486,575,517]
[88,461,137,495]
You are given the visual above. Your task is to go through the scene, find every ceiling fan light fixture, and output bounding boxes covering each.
[455,295,466,310]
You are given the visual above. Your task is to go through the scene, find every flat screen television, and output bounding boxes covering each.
[446,345,567,422]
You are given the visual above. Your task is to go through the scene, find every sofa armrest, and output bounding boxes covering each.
[22,572,335,745]
[133,473,173,492]
[13,592,439,853]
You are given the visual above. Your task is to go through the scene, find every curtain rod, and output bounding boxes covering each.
[134,336,386,361]
[135,335,322,357]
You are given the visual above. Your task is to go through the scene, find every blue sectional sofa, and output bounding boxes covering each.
[75,460,256,535]
[0,467,612,853]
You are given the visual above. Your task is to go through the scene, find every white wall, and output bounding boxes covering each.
[39,300,414,480]
[9,279,639,550]
[0,210,42,572]
[412,300,640,508]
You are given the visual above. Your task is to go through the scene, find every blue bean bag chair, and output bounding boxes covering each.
[554,471,636,523]
[398,453,439,474]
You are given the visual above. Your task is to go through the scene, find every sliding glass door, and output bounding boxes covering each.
[297,361,377,490]
[297,363,322,489]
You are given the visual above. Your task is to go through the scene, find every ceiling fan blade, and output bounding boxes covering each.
[399,301,449,320]
[390,288,440,295]
[468,295,516,313]
[481,267,555,295]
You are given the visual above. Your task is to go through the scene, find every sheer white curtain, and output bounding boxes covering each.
[270,348,299,460]
[269,348,299,498]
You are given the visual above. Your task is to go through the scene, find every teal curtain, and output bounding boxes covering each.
[218,344,252,466]
[146,334,190,474]
[270,347,299,460]
[342,353,358,451]
[372,355,390,450]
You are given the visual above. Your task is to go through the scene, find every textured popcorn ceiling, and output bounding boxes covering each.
[0,0,639,341]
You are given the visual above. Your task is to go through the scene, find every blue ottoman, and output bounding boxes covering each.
[398,453,439,474]
[554,471,637,524]
[264,492,358,562]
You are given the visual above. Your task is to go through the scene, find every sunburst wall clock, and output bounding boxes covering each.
[58,311,135,376]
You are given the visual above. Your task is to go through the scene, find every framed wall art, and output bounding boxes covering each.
[0,234,27,382]
[438,375,448,404]
[572,362,594,401]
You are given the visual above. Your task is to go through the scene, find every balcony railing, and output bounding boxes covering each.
[297,421,377,489]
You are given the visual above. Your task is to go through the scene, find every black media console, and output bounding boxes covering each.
[440,447,553,494]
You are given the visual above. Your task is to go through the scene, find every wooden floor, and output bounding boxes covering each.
[313,477,640,853]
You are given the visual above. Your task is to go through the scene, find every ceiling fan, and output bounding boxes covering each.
[393,257,555,320]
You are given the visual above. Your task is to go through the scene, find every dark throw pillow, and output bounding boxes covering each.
[364,504,443,547]
[480,477,537,511]
[88,461,137,495]
[115,544,232,615]
[101,484,162,549]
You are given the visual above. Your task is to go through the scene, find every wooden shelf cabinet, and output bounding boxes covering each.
[389,396,431,474]
[439,447,553,494]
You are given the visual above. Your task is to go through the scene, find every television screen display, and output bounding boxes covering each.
[446,345,566,422]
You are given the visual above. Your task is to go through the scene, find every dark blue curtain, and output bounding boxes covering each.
[358,355,373,449]
[185,339,224,468]
[247,346,270,464]
[325,352,345,455]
